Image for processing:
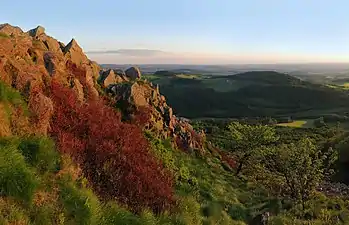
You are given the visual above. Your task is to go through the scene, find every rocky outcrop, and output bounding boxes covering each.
[43,52,57,76]
[98,69,127,87]
[28,26,45,38]
[63,39,89,66]
[41,35,63,53]
[0,24,102,132]
[0,23,23,36]
[114,69,126,76]
[72,78,84,102]
[28,91,54,135]
[0,23,205,153]
[107,80,205,152]
[125,66,141,80]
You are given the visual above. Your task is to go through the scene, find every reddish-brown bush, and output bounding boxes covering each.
[49,79,175,213]
[219,151,236,169]
[174,135,187,151]
[130,106,152,128]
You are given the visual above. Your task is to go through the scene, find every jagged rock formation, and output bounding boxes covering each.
[107,77,205,152]
[0,23,205,152]
[98,69,128,87]
[0,23,23,36]
[63,39,88,66]
[28,25,45,38]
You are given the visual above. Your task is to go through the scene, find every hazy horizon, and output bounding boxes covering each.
[86,49,349,65]
[2,0,349,64]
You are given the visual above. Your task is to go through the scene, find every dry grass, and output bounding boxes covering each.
[56,155,82,182]
[33,188,59,207]
[0,103,11,137]
[0,197,29,225]
[10,107,31,136]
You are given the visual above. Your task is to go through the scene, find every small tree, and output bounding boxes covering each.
[260,138,338,209]
[313,116,327,128]
[228,122,278,175]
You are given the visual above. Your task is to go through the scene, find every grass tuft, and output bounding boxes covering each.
[100,202,141,225]
[59,181,101,225]
[0,32,10,39]
[0,143,38,202]
[18,136,60,173]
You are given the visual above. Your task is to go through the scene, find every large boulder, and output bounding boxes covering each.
[89,60,101,80]
[125,66,141,80]
[43,52,56,76]
[28,91,54,135]
[109,82,149,107]
[39,35,63,53]
[98,69,125,87]
[71,78,84,102]
[82,66,99,100]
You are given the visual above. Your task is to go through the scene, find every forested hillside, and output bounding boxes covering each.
[144,71,349,119]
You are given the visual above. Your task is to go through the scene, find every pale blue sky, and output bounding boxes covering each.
[2,0,349,63]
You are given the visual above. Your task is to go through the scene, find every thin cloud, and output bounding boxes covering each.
[86,49,172,57]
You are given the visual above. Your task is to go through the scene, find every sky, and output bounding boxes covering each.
[1,0,349,64]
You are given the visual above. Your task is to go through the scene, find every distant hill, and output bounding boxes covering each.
[144,71,349,118]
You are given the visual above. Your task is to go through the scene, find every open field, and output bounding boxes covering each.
[175,74,199,79]
[326,82,349,90]
[276,120,314,128]
[341,83,349,89]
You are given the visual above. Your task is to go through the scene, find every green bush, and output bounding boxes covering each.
[148,135,195,186]
[0,144,38,202]
[0,81,28,119]
[99,202,141,225]
[0,32,10,39]
[0,82,25,106]
[100,204,173,225]
[202,201,223,218]
[227,204,248,221]
[149,137,176,171]
[18,136,60,173]
[174,196,203,225]
[29,205,56,225]
[59,182,101,225]
[140,209,161,225]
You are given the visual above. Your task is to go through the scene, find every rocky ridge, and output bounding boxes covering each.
[0,23,204,152]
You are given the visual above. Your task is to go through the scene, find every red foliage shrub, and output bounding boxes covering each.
[66,60,85,82]
[49,79,175,213]
[219,151,236,169]
[65,60,90,99]
[174,135,187,151]
[130,106,152,128]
